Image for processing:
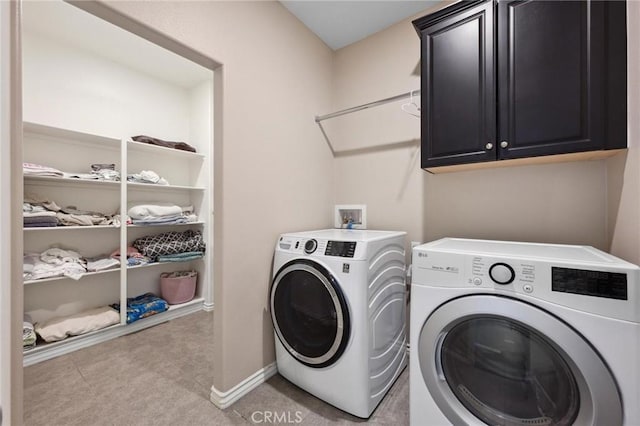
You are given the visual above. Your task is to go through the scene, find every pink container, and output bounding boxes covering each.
[160,271,197,304]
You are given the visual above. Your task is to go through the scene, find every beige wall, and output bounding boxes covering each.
[333,2,637,259]
[101,1,335,391]
[331,4,433,247]
[607,1,640,265]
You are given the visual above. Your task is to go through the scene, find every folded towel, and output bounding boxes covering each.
[131,215,189,226]
[23,210,57,218]
[24,221,59,228]
[128,203,183,219]
[157,251,204,262]
[127,171,169,186]
[35,307,120,343]
[23,162,63,177]
[23,320,36,350]
[85,256,120,272]
[24,216,59,228]
[131,135,196,153]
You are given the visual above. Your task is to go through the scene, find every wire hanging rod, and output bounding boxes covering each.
[315,89,421,123]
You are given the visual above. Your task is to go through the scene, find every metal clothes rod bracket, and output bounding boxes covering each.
[315,89,421,123]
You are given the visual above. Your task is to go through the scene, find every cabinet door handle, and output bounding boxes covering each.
[485,143,494,150]
[500,141,509,148]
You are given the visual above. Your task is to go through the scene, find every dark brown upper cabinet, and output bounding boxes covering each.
[413,0,627,172]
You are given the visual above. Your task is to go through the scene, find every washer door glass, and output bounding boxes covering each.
[418,295,623,426]
[271,260,350,368]
[441,317,579,426]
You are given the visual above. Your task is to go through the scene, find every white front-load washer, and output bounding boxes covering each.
[270,229,407,418]
[410,238,640,426]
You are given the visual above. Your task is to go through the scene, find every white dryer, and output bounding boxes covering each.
[410,238,640,426]
[270,229,407,418]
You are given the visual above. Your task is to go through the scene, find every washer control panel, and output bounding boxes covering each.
[413,250,541,294]
[551,267,627,300]
[412,239,640,322]
[414,248,632,301]
[468,256,536,289]
[489,263,515,285]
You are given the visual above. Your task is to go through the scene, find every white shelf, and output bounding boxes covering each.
[23,108,209,363]
[23,121,121,149]
[24,224,120,232]
[127,139,205,160]
[23,258,203,285]
[126,182,205,191]
[24,267,120,285]
[24,175,121,189]
[24,176,203,191]
[23,323,123,358]
[128,221,204,228]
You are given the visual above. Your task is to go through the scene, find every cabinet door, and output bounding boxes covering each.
[497,0,606,159]
[418,0,495,168]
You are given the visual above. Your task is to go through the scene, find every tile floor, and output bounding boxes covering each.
[23,311,409,425]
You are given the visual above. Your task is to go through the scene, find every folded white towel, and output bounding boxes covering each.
[86,256,120,272]
[23,162,63,177]
[128,203,183,219]
[35,306,120,342]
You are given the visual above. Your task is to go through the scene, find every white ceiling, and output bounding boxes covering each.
[280,1,441,50]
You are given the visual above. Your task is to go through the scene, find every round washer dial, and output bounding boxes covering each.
[489,263,515,285]
[304,239,318,254]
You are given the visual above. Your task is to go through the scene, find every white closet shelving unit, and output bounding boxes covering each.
[21,1,214,366]
[22,123,210,365]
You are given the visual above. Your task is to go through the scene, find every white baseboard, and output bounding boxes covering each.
[210,362,278,409]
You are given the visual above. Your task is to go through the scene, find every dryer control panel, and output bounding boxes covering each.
[325,241,357,258]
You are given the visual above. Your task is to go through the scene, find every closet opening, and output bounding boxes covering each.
[20,0,219,367]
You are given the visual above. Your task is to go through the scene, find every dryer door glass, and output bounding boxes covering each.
[441,317,579,426]
[271,260,350,368]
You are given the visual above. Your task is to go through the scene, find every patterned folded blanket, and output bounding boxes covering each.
[133,230,205,260]
[110,293,169,324]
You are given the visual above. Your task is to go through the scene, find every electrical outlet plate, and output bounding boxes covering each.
[334,204,367,230]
